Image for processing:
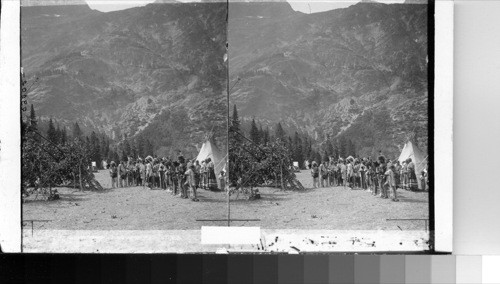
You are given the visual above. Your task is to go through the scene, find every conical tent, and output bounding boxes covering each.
[196,139,226,188]
[398,140,427,189]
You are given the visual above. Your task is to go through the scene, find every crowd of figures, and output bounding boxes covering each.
[106,152,225,202]
[306,153,429,202]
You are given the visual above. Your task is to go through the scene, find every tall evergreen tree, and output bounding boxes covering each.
[263,126,270,145]
[73,122,82,139]
[332,139,339,159]
[100,134,108,159]
[121,150,127,162]
[347,139,356,157]
[287,136,293,153]
[316,151,323,163]
[145,139,154,156]
[293,132,303,166]
[326,138,334,158]
[259,125,264,143]
[123,138,131,158]
[56,125,64,145]
[90,131,101,166]
[29,104,37,129]
[47,118,58,144]
[112,149,120,163]
[136,136,145,158]
[339,136,348,158]
[231,104,240,133]
[61,127,67,145]
[85,136,91,150]
[249,118,260,144]
[131,143,138,159]
[275,122,285,142]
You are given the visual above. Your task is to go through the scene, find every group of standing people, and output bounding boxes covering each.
[307,154,429,202]
[107,152,222,202]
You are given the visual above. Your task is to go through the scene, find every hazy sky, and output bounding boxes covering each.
[86,0,406,13]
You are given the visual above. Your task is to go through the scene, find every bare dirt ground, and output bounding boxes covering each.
[22,170,429,252]
[22,170,228,230]
[23,170,428,231]
[229,170,429,231]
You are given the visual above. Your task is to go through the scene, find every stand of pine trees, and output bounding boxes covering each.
[21,101,113,198]
[229,105,305,193]
[111,135,155,164]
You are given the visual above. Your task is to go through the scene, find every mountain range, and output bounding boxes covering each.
[21,1,227,157]
[21,0,429,159]
[228,1,429,158]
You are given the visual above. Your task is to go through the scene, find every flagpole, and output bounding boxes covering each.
[226,30,231,227]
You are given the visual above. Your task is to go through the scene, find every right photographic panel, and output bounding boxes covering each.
[228,0,431,252]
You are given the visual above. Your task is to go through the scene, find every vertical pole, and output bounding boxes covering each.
[226,14,230,228]
[280,161,284,190]
[79,160,83,191]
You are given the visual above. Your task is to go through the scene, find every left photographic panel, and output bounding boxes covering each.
[20,0,228,253]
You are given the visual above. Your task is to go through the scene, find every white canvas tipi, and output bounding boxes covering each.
[398,140,427,189]
[196,138,226,181]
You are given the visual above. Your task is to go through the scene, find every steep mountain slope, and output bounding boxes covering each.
[228,2,428,157]
[21,2,227,157]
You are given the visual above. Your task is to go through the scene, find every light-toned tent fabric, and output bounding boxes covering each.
[196,139,226,188]
[398,140,428,189]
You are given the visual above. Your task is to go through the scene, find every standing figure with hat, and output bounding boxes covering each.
[401,160,408,190]
[171,161,180,196]
[137,158,145,187]
[206,158,217,190]
[179,160,188,198]
[200,160,207,190]
[109,161,118,188]
[407,158,417,191]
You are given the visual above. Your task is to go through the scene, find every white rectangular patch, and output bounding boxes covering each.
[201,226,261,245]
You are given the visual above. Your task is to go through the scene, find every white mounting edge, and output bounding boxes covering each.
[434,0,453,253]
[201,226,261,245]
[0,0,21,253]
